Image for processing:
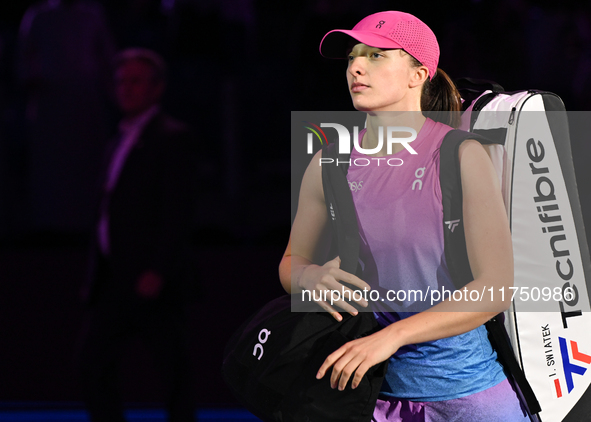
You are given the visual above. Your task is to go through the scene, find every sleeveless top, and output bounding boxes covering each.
[347,118,506,401]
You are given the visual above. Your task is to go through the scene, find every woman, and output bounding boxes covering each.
[280,11,530,422]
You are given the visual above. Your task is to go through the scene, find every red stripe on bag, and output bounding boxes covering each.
[571,341,591,364]
[555,379,562,398]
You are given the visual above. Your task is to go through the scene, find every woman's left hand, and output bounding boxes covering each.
[316,327,401,390]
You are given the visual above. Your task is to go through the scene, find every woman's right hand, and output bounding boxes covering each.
[280,149,370,321]
[297,256,370,321]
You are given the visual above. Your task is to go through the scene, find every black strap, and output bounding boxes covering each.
[455,77,505,94]
[454,78,505,113]
[440,129,541,417]
[472,128,508,145]
[321,143,359,275]
[486,316,542,416]
[439,130,495,290]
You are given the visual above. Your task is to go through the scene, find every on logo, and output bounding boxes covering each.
[412,167,425,190]
[253,328,271,361]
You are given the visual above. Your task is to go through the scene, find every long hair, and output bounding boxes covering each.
[408,55,462,128]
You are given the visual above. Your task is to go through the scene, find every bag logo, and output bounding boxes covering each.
[329,203,336,221]
[253,328,271,361]
[554,337,591,398]
[445,219,460,232]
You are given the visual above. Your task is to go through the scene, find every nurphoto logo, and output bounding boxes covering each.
[303,122,417,167]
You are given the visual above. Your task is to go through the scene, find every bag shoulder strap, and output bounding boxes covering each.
[439,129,495,290]
[486,315,542,416]
[321,142,359,275]
[440,129,541,417]
[454,77,505,113]
[455,77,505,94]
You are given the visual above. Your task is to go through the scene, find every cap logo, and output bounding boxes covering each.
[376,20,385,29]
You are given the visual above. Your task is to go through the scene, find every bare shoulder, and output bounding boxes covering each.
[458,139,497,175]
[290,148,331,265]
[458,138,487,162]
[300,149,325,202]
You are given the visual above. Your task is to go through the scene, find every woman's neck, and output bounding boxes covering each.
[362,112,427,156]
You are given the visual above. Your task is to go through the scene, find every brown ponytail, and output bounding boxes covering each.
[407,54,462,128]
[420,68,462,128]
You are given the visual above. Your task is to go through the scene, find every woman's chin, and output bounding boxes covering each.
[351,102,373,112]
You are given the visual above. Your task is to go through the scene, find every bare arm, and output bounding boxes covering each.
[279,150,332,293]
[279,150,370,320]
[317,139,514,389]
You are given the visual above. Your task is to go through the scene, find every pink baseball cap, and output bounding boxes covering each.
[319,11,439,80]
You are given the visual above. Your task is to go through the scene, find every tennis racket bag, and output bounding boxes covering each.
[457,79,591,422]
[222,295,388,422]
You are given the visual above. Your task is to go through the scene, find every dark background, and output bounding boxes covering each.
[1,0,591,409]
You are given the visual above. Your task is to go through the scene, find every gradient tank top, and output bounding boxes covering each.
[347,118,505,401]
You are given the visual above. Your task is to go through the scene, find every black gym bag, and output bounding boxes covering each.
[222,295,388,422]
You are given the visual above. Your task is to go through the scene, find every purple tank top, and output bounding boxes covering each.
[347,118,506,401]
[347,118,455,312]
